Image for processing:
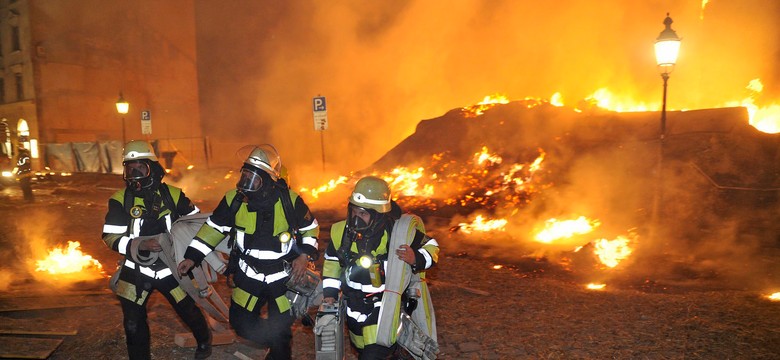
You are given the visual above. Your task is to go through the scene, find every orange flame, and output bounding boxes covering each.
[767,292,780,301]
[379,167,434,197]
[534,216,600,244]
[593,236,633,268]
[299,176,349,199]
[35,241,103,275]
[462,94,510,117]
[586,283,606,290]
[457,215,508,234]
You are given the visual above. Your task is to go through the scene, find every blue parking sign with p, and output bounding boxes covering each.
[313,96,326,112]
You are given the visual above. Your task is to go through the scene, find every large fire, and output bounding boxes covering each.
[35,241,104,278]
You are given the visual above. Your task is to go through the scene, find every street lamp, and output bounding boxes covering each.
[116,92,129,144]
[650,13,680,244]
[654,13,681,140]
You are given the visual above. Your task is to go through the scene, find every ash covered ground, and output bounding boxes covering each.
[1,102,780,359]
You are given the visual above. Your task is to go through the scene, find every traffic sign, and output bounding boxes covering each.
[313,96,328,131]
[141,110,152,135]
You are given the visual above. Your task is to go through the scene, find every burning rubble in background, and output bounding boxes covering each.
[290,93,779,292]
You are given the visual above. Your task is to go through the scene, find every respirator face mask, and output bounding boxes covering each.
[236,167,264,193]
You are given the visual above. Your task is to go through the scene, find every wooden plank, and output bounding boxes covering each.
[174,329,236,347]
[0,329,78,336]
[0,316,78,336]
[0,299,114,313]
[0,336,63,359]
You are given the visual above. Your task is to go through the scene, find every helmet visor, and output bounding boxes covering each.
[123,161,151,180]
[237,167,264,192]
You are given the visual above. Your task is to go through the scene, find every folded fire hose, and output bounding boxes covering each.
[118,213,231,323]
[375,214,439,359]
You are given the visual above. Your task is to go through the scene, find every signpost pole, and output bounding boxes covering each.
[312,95,328,172]
[320,131,326,172]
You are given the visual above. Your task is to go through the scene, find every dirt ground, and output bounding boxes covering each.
[1,174,780,359]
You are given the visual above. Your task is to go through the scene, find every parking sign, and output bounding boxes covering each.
[313,96,328,131]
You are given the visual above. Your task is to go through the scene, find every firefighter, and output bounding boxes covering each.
[177,144,319,360]
[322,176,440,359]
[102,140,212,360]
[16,146,33,202]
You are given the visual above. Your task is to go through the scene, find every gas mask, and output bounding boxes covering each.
[237,164,278,210]
[124,160,153,193]
[346,204,386,239]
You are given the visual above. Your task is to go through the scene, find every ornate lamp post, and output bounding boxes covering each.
[654,13,681,141]
[116,92,129,144]
[650,13,681,243]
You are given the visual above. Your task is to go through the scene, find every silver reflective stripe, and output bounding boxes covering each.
[118,236,131,255]
[299,219,318,231]
[322,278,341,290]
[132,219,142,237]
[245,244,291,260]
[346,301,381,323]
[345,276,384,293]
[238,259,288,283]
[124,260,172,279]
[103,224,127,234]
[191,240,212,256]
[186,205,200,216]
[302,236,318,248]
[420,249,433,269]
[323,253,339,261]
[207,217,231,233]
[164,214,172,232]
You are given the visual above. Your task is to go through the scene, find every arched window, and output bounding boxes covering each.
[17,118,29,149]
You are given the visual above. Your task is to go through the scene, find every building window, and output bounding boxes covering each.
[0,78,5,103]
[14,73,22,101]
[11,26,20,52]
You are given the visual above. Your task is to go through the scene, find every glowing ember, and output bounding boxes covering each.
[586,283,606,290]
[534,216,600,244]
[767,292,780,301]
[550,92,564,107]
[593,236,633,268]
[492,265,503,270]
[475,146,502,166]
[462,94,510,117]
[35,241,103,275]
[458,215,508,234]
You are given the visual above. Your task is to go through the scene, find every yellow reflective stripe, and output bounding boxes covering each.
[232,287,258,312]
[111,189,124,203]
[196,223,228,248]
[275,294,290,314]
[115,279,148,305]
[348,324,380,349]
[349,331,364,349]
[170,286,186,303]
[322,260,342,278]
[362,324,379,346]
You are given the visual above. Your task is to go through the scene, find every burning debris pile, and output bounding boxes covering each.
[302,96,780,290]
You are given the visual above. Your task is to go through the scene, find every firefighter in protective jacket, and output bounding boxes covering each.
[102,140,212,360]
[322,176,440,359]
[177,144,319,360]
[16,146,33,202]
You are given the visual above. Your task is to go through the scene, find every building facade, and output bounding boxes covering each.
[0,0,204,173]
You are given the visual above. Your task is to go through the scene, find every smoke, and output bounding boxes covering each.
[196,0,780,187]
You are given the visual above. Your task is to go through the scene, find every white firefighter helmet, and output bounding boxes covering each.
[243,144,282,181]
[349,176,392,213]
[123,140,158,162]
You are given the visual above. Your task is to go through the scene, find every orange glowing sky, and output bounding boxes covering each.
[196,0,779,181]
